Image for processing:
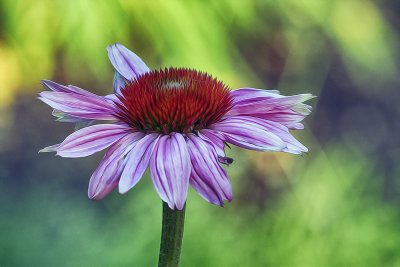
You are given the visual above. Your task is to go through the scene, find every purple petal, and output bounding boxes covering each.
[228,88,313,129]
[244,116,308,154]
[198,129,226,157]
[150,133,191,210]
[210,116,286,152]
[198,130,233,165]
[88,132,145,200]
[38,91,116,120]
[187,134,232,206]
[56,124,131,158]
[119,133,160,194]
[107,43,150,81]
[41,81,101,128]
[41,80,97,97]
[256,111,308,130]
[88,146,124,200]
[230,88,281,104]
[104,93,122,105]
[230,92,313,114]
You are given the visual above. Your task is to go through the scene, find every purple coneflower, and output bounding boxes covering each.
[39,43,312,210]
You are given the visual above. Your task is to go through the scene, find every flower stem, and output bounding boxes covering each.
[158,201,186,267]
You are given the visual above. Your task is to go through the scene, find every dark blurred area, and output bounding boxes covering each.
[1,0,400,266]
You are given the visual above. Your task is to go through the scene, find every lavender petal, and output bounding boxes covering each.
[41,80,97,97]
[38,91,116,120]
[56,124,130,158]
[229,88,314,129]
[88,132,145,199]
[150,133,191,210]
[187,134,232,206]
[211,116,286,152]
[107,43,150,81]
[119,133,160,194]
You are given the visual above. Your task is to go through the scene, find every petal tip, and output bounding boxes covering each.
[88,193,101,200]
[118,183,130,195]
[39,144,60,153]
[167,201,175,210]
[175,200,186,211]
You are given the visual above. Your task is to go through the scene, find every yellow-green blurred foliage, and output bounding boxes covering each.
[1,0,400,266]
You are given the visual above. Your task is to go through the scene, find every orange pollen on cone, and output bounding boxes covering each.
[114,67,233,134]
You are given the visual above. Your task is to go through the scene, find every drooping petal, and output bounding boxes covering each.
[236,116,308,154]
[119,133,160,194]
[88,146,124,200]
[210,116,286,152]
[107,43,150,81]
[187,134,232,206]
[56,124,131,158]
[38,91,117,120]
[150,133,191,210]
[228,88,314,129]
[257,111,309,130]
[88,132,145,200]
[198,129,226,157]
[198,129,234,165]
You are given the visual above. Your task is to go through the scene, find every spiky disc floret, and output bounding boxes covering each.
[115,67,233,134]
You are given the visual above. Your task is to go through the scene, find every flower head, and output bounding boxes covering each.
[39,43,313,210]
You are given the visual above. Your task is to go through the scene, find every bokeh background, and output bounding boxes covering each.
[1,0,400,266]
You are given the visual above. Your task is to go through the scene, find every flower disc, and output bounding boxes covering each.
[115,67,233,134]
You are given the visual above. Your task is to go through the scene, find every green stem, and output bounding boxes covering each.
[158,202,186,267]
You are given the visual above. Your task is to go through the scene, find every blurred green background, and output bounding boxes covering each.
[1,0,400,266]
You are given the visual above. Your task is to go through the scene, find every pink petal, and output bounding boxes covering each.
[198,129,226,157]
[41,80,102,128]
[39,91,116,120]
[187,134,232,206]
[230,88,280,104]
[228,88,313,129]
[104,93,121,105]
[107,43,150,81]
[210,116,286,152]
[255,118,307,154]
[88,148,124,200]
[119,133,160,194]
[56,124,131,158]
[240,116,307,154]
[150,133,191,210]
[229,93,313,114]
[198,129,234,165]
[88,132,145,199]
[41,80,99,98]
